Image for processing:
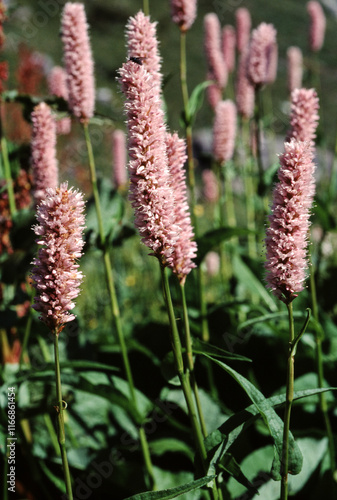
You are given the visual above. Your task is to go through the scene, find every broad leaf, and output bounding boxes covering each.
[192,337,251,362]
[124,475,215,500]
[200,354,303,478]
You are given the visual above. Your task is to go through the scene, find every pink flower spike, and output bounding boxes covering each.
[236,49,255,119]
[118,60,178,266]
[31,182,85,334]
[126,11,162,93]
[287,88,319,146]
[307,1,326,52]
[166,132,197,283]
[202,169,219,202]
[235,7,251,53]
[265,140,316,303]
[287,47,303,93]
[204,13,228,89]
[48,66,72,135]
[266,42,278,84]
[170,0,197,32]
[247,23,277,88]
[61,2,95,122]
[222,25,236,74]
[112,129,127,189]
[31,102,59,206]
[213,100,237,163]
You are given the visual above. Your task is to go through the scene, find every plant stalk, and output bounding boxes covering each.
[180,282,208,437]
[83,122,156,489]
[53,332,73,500]
[1,136,16,216]
[160,265,218,499]
[280,302,295,500]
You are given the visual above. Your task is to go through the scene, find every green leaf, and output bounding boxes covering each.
[150,438,194,460]
[192,337,251,363]
[200,354,303,478]
[232,254,278,311]
[161,351,181,386]
[219,453,259,495]
[204,386,336,481]
[124,475,215,500]
[187,80,213,126]
[196,227,253,265]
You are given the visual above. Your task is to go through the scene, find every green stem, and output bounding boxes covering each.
[280,302,295,500]
[180,282,208,437]
[53,332,73,500]
[179,30,209,343]
[1,136,16,216]
[242,120,257,258]
[160,266,218,499]
[143,0,149,15]
[83,122,155,489]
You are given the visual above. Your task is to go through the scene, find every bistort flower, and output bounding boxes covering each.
[126,11,162,93]
[287,88,319,146]
[235,7,251,53]
[118,60,178,266]
[166,132,197,283]
[287,47,303,93]
[61,2,95,122]
[236,49,255,119]
[31,102,59,206]
[31,183,85,333]
[48,66,71,135]
[170,0,197,32]
[213,100,237,163]
[204,13,227,89]
[112,129,127,189]
[307,1,326,52]
[247,23,277,88]
[265,140,316,303]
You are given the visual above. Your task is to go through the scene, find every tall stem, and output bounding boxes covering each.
[180,283,207,437]
[53,332,73,500]
[1,136,16,216]
[160,265,218,499]
[83,122,155,489]
[143,0,149,16]
[179,30,209,342]
[280,302,295,500]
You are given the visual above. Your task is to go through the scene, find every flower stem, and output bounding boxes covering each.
[280,302,295,500]
[143,0,149,16]
[179,30,209,343]
[83,122,156,489]
[160,265,218,499]
[180,282,208,437]
[1,136,16,216]
[53,331,73,500]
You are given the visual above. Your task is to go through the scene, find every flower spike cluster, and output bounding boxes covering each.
[112,129,127,189]
[236,49,255,119]
[170,0,197,32]
[213,100,237,163]
[31,102,59,206]
[118,60,179,266]
[247,23,277,88]
[31,183,85,333]
[48,66,71,135]
[126,11,162,93]
[287,47,303,93]
[287,88,319,146]
[61,2,95,122]
[204,13,227,90]
[307,1,326,52]
[265,140,316,303]
[235,7,251,53]
[166,132,197,284]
